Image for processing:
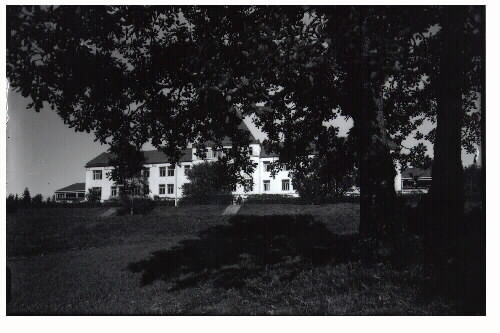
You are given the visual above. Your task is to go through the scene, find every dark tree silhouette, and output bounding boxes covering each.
[6,6,483,247]
[22,187,31,206]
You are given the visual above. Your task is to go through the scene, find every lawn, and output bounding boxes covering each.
[7,203,463,315]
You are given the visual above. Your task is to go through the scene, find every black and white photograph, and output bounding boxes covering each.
[4,3,486,318]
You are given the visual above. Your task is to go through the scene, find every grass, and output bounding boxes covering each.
[7,203,466,315]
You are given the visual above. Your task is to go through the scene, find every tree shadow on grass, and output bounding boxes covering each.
[128,214,358,290]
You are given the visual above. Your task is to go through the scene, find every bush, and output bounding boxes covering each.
[244,194,360,205]
[153,197,176,206]
[178,194,233,206]
[244,194,302,204]
[180,162,234,205]
[117,197,156,215]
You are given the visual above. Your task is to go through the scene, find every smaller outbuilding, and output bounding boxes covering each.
[400,167,432,194]
[54,182,86,203]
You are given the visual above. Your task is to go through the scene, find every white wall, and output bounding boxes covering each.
[85,144,300,201]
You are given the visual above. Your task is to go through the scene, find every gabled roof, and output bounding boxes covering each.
[401,167,432,178]
[85,148,193,168]
[55,183,86,193]
[206,120,258,146]
[260,142,318,158]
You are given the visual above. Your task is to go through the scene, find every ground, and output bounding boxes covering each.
[7,203,462,315]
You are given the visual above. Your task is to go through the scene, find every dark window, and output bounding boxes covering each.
[91,187,102,200]
[184,165,191,176]
[159,167,166,177]
[263,180,270,191]
[111,186,117,197]
[168,166,175,177]
[93,170,102,180]
[282,179,290,191]
[159,184,165,195]
[167,184,174,194]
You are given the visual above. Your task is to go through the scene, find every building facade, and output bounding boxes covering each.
[84,125,298,202]
[54,182,86,203]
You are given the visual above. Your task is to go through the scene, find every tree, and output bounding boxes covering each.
[422,7,484,288]
[86,188,100,203]
[31,193,43,206]
[291,129,356,202]
[22,187,31,206]
[6,6,482,243]
[7,6,256,186]
[181,162,235,204]
[6,194,17,213]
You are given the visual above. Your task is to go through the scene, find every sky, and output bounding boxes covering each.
[6,88,476,198]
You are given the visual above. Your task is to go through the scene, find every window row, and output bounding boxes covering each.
[158,184,175,195]
[110,185,150,197]
[92,165,192,180]
[262,179,291,192]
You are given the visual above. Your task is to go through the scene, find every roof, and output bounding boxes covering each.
[401,167,432,179]
[260,142,318,158]
[55,183,86,193]
[206,120,258,146]
[85,148,193,168]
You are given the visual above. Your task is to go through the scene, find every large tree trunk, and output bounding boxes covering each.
[426,6,466,285]
[355,88,397,241]
[348,16,397,242]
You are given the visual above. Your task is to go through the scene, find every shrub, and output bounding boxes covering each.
[179,194,233,206]
[180,162,234,205]
[245,194,302,204]
[117,197,156,215]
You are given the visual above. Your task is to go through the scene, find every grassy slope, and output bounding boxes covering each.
[7,204,459,315]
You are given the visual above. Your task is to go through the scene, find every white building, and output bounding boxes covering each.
[84,123,298,202]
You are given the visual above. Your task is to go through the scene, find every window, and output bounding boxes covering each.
[159,167,166,177]
[282,164,289,171]
[282,179,290,191]
[93,170,102,180]
[206,150,213,159]
[111,186,117,197]
[144,185,149,195]
[263,180,270,192]
[78,192,85,198]
[131,187,141,196]
[56,193,65,199]
[168,166,175,177]
[159,184,165,195]
[91,187,102,200]
[263,161,272,172]
[249,147,253,156]
[184,165,191,176]
[143,168,150,178]
[167,184,174,194]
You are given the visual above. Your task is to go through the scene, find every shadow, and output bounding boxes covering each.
[128,215,358,290]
